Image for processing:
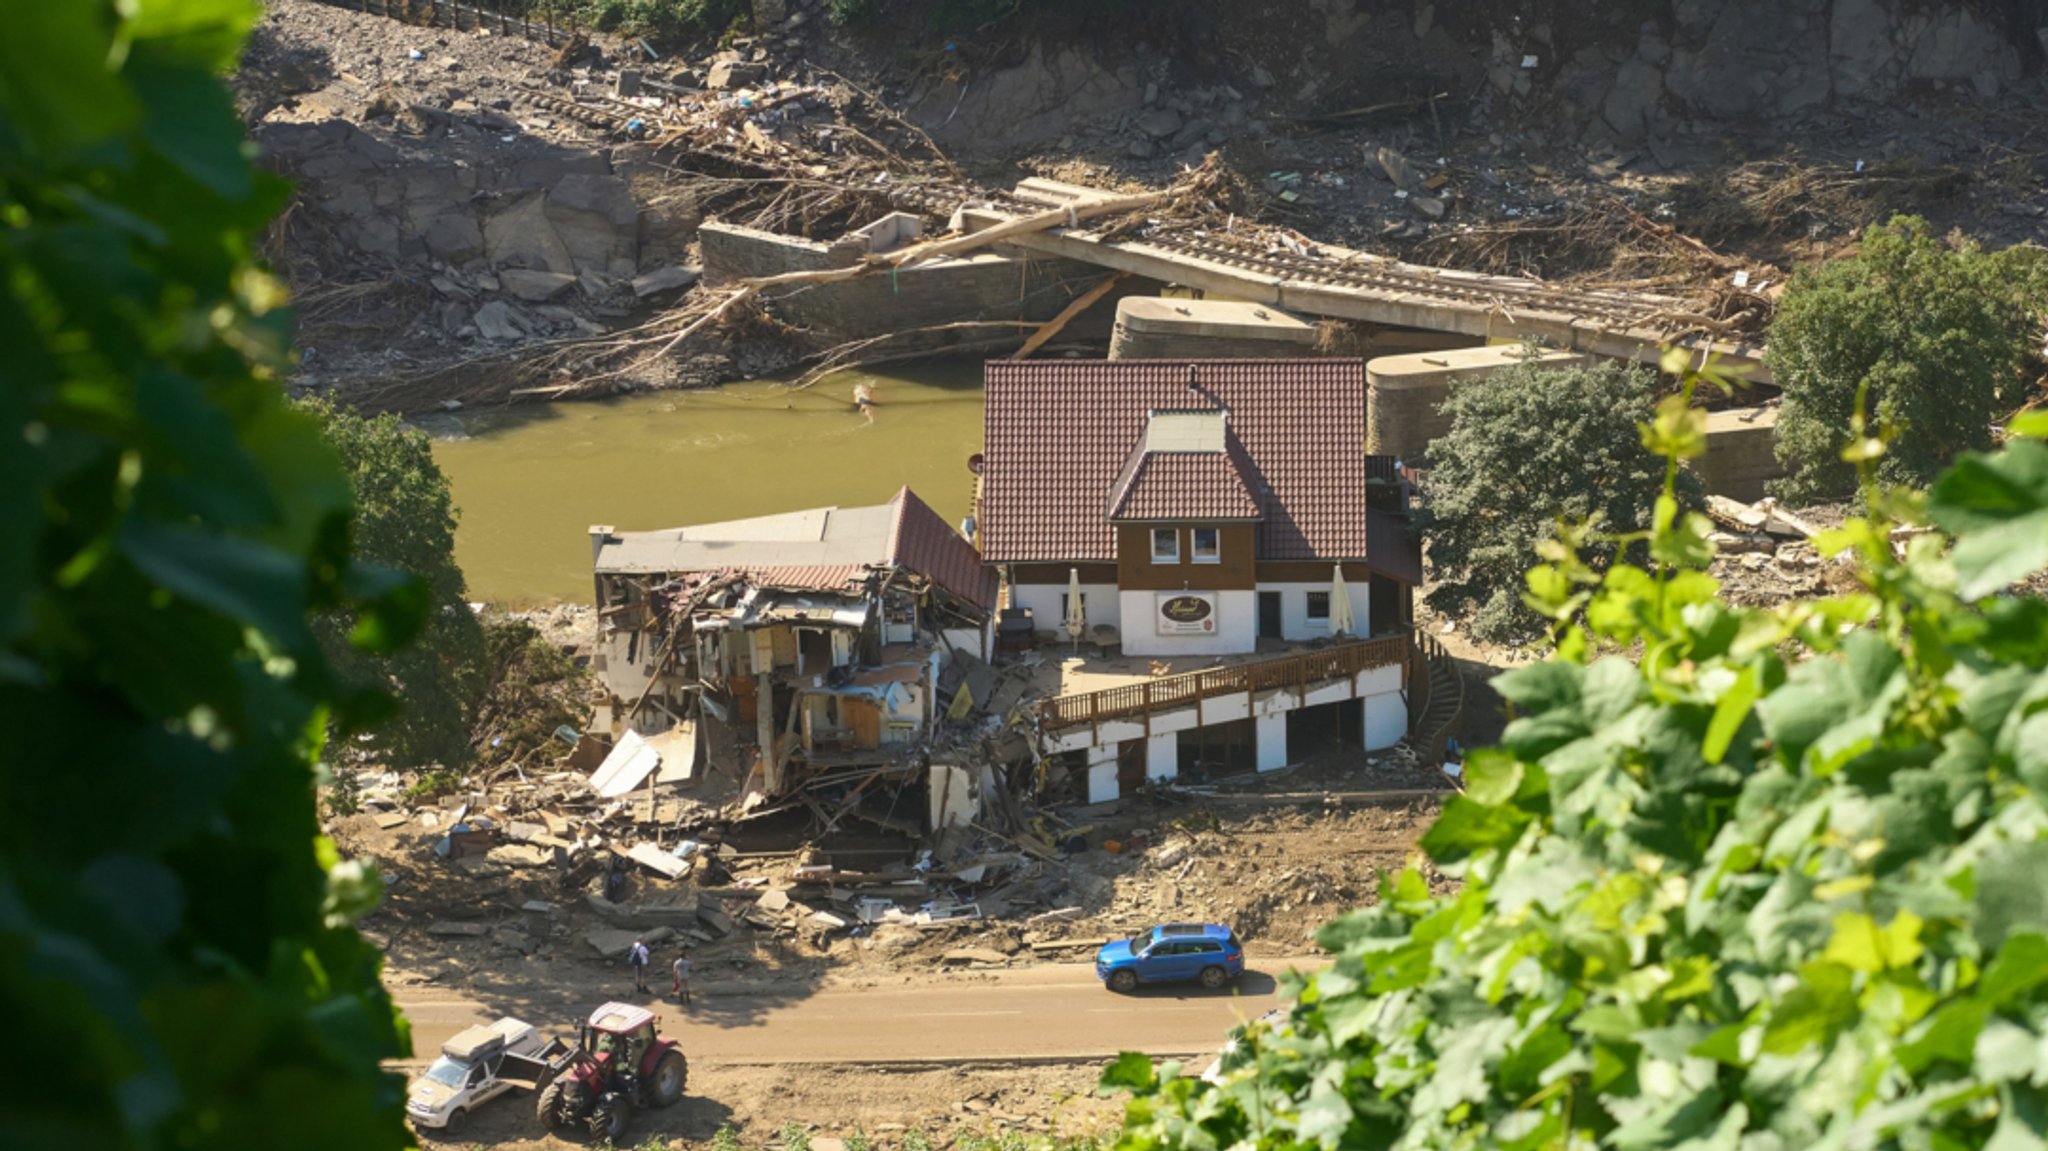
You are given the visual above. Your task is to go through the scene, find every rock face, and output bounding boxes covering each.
[896,1,2032,156]
[910,41,1142,151]
[259,120,648,279]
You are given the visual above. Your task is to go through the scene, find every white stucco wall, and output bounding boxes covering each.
[1012,582,1121,639]
[1257,581,1372,642]
[1046,661,1409,757]
[1119,589,1257,656]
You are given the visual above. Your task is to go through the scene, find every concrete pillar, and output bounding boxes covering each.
[1086,744,1120,805]
[1256,712,1288,772]
[1145,732,1178,783]
[1363,692,1407,752]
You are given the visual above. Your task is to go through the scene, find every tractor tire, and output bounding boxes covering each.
[588,1091,633,1142]
[649,1050,688,1108]
[1108,969,1138,993]
[1199,965,1229,990]
[536,1079,567,1130]
[442,1108,467,1137]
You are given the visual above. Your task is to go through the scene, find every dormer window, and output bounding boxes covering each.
[1152,528,1180,563]
[1191,528,1220,564]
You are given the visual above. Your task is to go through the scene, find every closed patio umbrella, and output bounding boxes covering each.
[1328,564,1356,637]
[1065,567,1086,650]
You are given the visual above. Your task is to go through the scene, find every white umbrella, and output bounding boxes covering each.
[1328,564,1355,637]
[1065,567,1086,650]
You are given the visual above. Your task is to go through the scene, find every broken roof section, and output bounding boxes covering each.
[594,486,995,611]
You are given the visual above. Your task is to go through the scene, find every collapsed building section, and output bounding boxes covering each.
[588,487,998,838]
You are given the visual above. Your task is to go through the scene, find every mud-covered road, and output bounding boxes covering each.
[392,957,1310,1067]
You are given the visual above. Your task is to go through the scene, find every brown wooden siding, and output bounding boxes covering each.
[1009,563,1118,583]
[1117,524,1256,591]
[1256,559,1374,582]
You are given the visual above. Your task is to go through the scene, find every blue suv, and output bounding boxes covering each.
[1096,923,1245,992]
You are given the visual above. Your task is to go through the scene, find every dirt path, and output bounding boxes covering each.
[393,957,1310,1067]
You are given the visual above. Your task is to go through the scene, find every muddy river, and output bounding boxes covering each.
[426,363,984,605]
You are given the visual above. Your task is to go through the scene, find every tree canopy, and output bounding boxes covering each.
[302,398,486,771]
[1,2,415,1148]
[1768,215,2046,500]
[1418,353,1695,644]
[1107,375,2048,1150]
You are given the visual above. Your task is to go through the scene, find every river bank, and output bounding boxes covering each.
[427,362,984,604]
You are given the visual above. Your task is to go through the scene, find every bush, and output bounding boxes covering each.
[301,398,488,770]
[3,1,418,1147]
[1105,373,2048,1149]
[1418,351,1696,644]
[1769,215,2047,499]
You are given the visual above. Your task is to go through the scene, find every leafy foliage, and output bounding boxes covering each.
[1418,352,1699,644]
[1105,363,2048,1151]
[1769,215,2047,499]
[301,397,486,770]
[572,0,746,40]
[1,1,417,1149]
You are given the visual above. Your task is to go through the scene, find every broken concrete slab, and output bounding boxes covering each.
[810,910,850,929]
[627,841,690,879]
[631,264,700,298]
[707,60,766,89]
[373,811,412,830]
[499,268,578,302]
[487,844,556,869]
[756,888,791,912]
[584,925,674,956]
[585,893,702,930]
[428,921,490,938]
[521,900,558,915]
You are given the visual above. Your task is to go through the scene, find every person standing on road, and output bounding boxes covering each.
[672,950,693,1006]
[627,937,651,993]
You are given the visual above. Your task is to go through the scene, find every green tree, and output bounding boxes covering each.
[1769,215,2046,499]
[301,398,486,770]
[1105,378,2048,1149]
[1418,353,1694,644]
[2,2,416,1148]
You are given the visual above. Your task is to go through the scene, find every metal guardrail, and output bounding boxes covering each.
[1036,634,1410,734]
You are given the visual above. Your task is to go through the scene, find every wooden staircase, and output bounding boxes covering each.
[1403,632,1465,770]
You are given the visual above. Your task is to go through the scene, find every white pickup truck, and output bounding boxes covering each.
[406,1017,564,1137]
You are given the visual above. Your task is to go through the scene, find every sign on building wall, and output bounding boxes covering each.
[1156,592,1218,635]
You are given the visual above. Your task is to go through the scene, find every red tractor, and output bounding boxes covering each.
[534,1002,688,1141]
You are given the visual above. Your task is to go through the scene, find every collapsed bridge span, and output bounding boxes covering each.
[955,179,1769,382]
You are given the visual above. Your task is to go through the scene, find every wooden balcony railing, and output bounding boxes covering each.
[1035,634,1411,736]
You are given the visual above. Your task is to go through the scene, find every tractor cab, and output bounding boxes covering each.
[583,1003,659,1072]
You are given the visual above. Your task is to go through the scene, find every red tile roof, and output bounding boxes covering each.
[1107,450,1263,521]
[886,487,999,612]
[981,360,1372,564]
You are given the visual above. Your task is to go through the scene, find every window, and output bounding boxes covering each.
[1306,591,1331,620]
[1151,528,1179,563]
[1191,527,1220,564]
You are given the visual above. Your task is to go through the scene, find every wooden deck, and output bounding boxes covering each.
[1035,635,1410,735]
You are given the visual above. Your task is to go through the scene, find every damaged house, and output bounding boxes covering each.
[587,487,997,831]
